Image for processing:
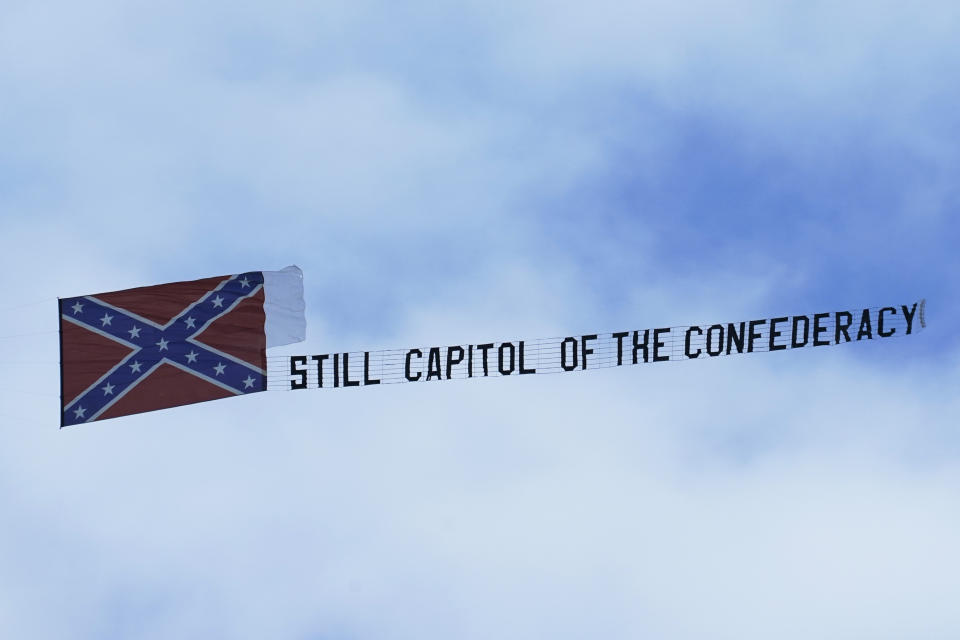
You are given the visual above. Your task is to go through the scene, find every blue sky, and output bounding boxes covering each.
[1,1,959,638]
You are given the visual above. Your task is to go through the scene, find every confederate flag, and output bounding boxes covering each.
[59,266,305,427]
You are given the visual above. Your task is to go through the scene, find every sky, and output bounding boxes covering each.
[1,1,959,638]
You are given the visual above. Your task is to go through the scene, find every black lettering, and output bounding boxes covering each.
[706,324,724,356]
[878,307,896,337]
[580,334,597,370]
[653,328,670,362]
[477,343,494,376]
[290,355,307,390]
[748,319,766,352]
[468,345,474,377]
[311,354,328,388]
[498,342,516,375]
[834,311,853,344]
[427,347,443,380]
[519,341,536,374]
[405,349,422,382]
[792,316,809,348]
[612,332,629,366]
[685,326,703,359]
[561,337,578,371]
[813,313,830,346]
[342,353,359,387]
[446,346,464,379]
[363,351,380,385]
[633,329,649,364]
[856,309,873,340]
[769,317,787,351]
[902,303,918,335]
[726,322,745,354]
[333,353,340,387]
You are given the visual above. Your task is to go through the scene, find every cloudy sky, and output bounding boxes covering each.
[1,1,959,637]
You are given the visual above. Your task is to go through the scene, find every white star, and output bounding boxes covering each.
[100,312,114,327]
[101,382,115,396]
[128,325,141,339]
[71,301,84,315]
[73,406,87,419]
[184,316,196,329]
[213,362,226,376]
[212,295,224,308]
[239,277,251,288]
[185,350,198,364]
[156,337,169,351]
[242,375,255,389]
[129,361,143,374]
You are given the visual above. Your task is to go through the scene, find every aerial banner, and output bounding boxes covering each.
[59,263,926,427]
[59,266,305,427]
[277,301,926,390]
